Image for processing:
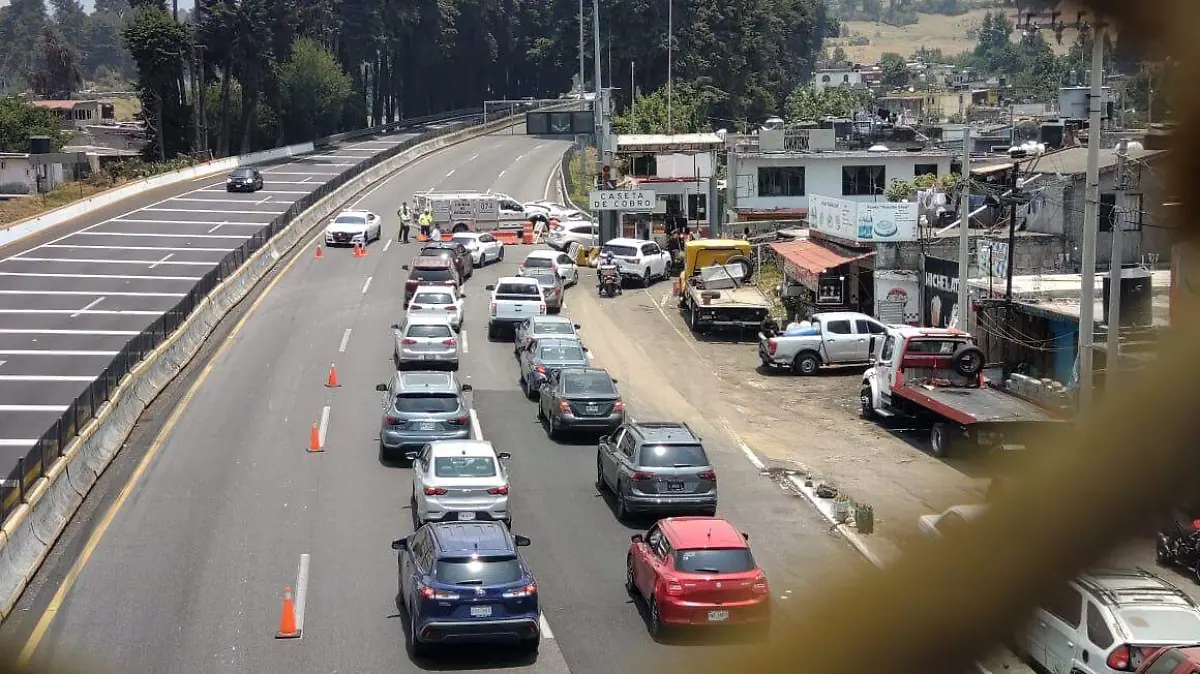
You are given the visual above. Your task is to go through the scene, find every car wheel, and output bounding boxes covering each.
[642,268,651,287]
[860,387,876,420]
[625,554,638,595]
[648,598,666,640]
[547,414,560,440]
[499,247,505,261]
[379,441,390,463]
[536,401,546,421]
[1156,538,1170,565]
[487,323,497,341]
[595,457,607,492]
[573,270,579,286]
[614,484,629,520]
[408,605,431,658]
[793,352,819,376]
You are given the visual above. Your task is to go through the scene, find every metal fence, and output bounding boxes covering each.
[0,104,532,522]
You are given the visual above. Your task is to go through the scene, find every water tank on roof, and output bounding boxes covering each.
[1102,266,1153,328]
[28,136,51,154]
[868,144,889,152]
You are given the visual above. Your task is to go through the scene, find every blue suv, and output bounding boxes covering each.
[393,521,540,657]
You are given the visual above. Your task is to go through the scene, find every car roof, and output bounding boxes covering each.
[412,285,458,297]
[405,314,454,326]
[661,517,748,549]
[429,521,514,557]
[336,209,372,217]
[534,337,584,349]
[393,371,459,394]
[1076,569,1200,610]
[604,237,650,247]
[429,439,497,458]
[630,421,698,444]
[530,316,575,328]
[524,250,561,260]
[423,241,460,248]
[411,257,453,269]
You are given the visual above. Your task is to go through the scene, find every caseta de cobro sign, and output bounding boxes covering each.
[807,194,918,242]
[589,189,656,212]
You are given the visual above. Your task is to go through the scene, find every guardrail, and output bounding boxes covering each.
[0,103,538,524]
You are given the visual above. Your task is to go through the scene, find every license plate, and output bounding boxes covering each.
[707,610,729,622]
[667,481,685,492]
[586,405,599,413]
[456,511,476,521]
[470,605,493,618]
[419,422,436,431]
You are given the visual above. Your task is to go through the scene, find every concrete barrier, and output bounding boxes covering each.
[0,109,541,622]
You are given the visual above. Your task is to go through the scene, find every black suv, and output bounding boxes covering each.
[596,421,718,520]
[419,241,474,280]
[225,167,263,192]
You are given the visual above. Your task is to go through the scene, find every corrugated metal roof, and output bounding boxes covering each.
[771,239,874,280]
[1021,147,1166,176]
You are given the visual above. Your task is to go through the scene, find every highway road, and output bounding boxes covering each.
[1,125,863,674]
[0,117,471,467]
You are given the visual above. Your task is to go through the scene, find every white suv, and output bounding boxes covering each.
[600,237,672,287]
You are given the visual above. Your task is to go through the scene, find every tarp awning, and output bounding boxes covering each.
[771,239,875,287]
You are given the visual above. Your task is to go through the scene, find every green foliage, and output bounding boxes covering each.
[784,86,873,122]
[612,82,711,134]
[885,173,958,202]
[279,38,353,143]
[122,5,191,160]
[0,97,70,152]
[30,25,84,99]
[880,52,910,88]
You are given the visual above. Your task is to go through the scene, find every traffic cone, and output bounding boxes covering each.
[359,242,368,257]
[308,421,323,453]
[325,362,340,388]
[315,245,323,259]
[276,586,301,639]
[352,243,361,258]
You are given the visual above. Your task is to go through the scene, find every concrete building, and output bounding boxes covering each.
[812,65,881,91]
[615,133,724,224]
[29,99,116,129]
[0,153,67,194]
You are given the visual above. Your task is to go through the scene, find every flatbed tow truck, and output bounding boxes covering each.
[674,239,772,334]
[860,325,1070,457]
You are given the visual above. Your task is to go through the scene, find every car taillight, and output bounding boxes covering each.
[448,415,469,426]
[698,470,716,481]
[538,304,546,315]
[441,280,455,286]
[613,400,624,412]
[558,401,570,413]
[442,338,457,346]
[420,586,460,600]
[1107,645,1132,671]
[424,487,448,496]
[664,580,684,596]
[444,305,455,311]
[535,365,546,374]
[767,338,777,356]
[751,573,769,594]
[502,583,537,598]
[630,471,655,481]
[490,302,497,316]
[385,415,401,425]
[488,485,509,495]
[402,338,417,345]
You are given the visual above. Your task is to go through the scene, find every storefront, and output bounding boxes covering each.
[770,238,875,321]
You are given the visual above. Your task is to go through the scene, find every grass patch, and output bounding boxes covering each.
[753,259,785,315]
[567,146,597,212]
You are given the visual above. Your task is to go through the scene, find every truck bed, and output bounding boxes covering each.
[897,384,1059,425]
[685,283,771,309]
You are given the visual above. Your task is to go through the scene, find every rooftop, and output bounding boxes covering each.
[1016,147,1167,176]
[616,133,725,153]
[740,148,952,160]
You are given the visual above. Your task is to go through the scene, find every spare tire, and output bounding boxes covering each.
[951,345,986,377]
[722,254,754,279]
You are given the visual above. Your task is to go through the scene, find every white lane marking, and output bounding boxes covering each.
[0,329,139,335]
[319,406,331,449]
[0,272,201,281]
[143,208,285,215]
[70,297,105,318]
[539,613,554,639]
[199,189,309,194]
[207,221,229,234]
[0,309,160,316]
[44,244,231,253]
[461,330,469,354]
[113,219,264,226]
[76,232,251,240]
[267,171,343,176]
[257,195,273,205]
[469,154,480,161]
[0,375,95,382]
[10,256,210,267]
[301,177,313,182]
[0,439,36,446]
[361,277,373,295]
[514,154,524,161]
[338,328,352,353]
[542,161,557,201]
[533,143,544,149]
[586,350,594,360]
[0,290,184,297]
[497,170,506,180]
[383,240,392,253]
[445,169,456,178]
[294,553,311,636]
[470,408,482,441]
[0,405,69,412]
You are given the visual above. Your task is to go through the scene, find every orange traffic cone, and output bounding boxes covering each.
[315,245,323,259]
[359,242,368,257]
[276,586,301,639]
[352,243,361,258]
[325,362,340,388]
[308,421,323,453]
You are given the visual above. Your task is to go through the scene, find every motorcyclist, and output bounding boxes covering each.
[597,250,621,295]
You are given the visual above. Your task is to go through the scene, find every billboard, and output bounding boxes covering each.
[923,256,960,329]
[807,194,919,243]
[526,110,594,135]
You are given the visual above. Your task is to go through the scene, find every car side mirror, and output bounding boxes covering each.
[573,324,581,329]
[599,435,609,444]
[513,535,532,547]
[401,264,409,271]
[460,384,473,392]
[404,451,418,461]
[391,538,408,551]
[582,347,589,352]
[743,533,750,541]
[610,378,618,384]
[485,284,495,291]
[497,452,512,460]
[375,383,388,392]
[630,533,644,543]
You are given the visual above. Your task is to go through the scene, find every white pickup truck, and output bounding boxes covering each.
[485,276,547,340]
[758,311,889,375]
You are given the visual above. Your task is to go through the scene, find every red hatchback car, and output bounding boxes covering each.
[626,516,770,637]
[1136,645,1200,673]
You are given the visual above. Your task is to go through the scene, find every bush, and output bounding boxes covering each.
[849,36,870,46]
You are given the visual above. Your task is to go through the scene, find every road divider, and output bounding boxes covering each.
[0,102,577,623]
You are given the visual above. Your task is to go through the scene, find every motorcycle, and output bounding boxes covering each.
[597,264,622,298]
[1156,509,1200,581]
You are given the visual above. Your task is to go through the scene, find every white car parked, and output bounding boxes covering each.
[406,285,464,332]
[546,220,598,251]
[406,440,513,527]
[524,201,589,223]
[518,249,579,286]
[600,237,672,287]
[323,209,382,246]
[451,231,505,266]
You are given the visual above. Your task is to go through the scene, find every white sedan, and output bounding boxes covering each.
[450,231,505,266]
[406,285,464,331]
[518,249,578,286]
[405,440,513,527]
[917,504,987,539]
[323,209,382,246]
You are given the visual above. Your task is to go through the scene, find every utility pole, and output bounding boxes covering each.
[956,114,970,331]
[1105,137,1129,388]
[1077,20,1107,414]
[578,0,585,95]
[667,0,673,133]
[630,61,635,122]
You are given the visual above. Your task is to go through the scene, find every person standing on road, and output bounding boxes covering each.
[429,222,442,243]
[419,208,432,241]
[397,203,412,243]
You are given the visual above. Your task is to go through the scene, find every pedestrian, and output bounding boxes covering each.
[429,222,442,243]
[397,202,412,243]
[419,209,432,241]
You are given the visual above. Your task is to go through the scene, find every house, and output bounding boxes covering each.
[812,65,881,91]
[0,153,66,194]
[726,127,952,221]
[615,133,724,225]
[29,99,116,130]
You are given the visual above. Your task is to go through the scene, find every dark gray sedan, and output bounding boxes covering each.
[518,337,588,399]
[536,367,625,439]
[522,268,564,313]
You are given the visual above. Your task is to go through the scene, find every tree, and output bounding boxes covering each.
[279,38,352,143]
[49,0,87,47]
[0,97,70,152]
[880,52,910,88]
[0,0,49,88]
[830,46,848,67]
[123,4,191,161]
[31,25,84,99]
[784,86,872,121]
[613,83,709,134]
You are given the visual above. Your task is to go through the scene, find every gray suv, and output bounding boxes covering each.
[596,421,717,521]
[375,371,473,461]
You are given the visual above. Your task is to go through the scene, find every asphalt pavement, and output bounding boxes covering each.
[2,126,863,674]
[0,118,471,465]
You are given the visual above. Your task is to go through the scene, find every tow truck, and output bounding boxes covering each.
[859,326,1069,457]
[675,239,772,334]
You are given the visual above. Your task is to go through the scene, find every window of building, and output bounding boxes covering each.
[1099,192,1145,232]
[842,165,886,196]
[821,75,831,83]
[914,163,939,178]
[758,167,806,197]
[843,74,850,82]
[631,155,657,177]
[1099,192,1117,232]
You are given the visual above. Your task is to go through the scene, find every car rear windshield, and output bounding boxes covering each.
[535,322,575,336]
[904,339,966,355]
[639,443,708,468]
[523,257,553,268]
[435,557,522,585]
[539,345,585,362]
[602,244,637,257]
[395,393,459,413]
[562,371,616,396]
[434,456,497,478]
[406,324,452,338]
[413,292,453,305]
[525,270,557,284]
[496,283,539,297]
[675,548,756,574]
[412,269,454,282]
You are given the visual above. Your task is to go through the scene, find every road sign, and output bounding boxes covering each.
[589,189,655,212]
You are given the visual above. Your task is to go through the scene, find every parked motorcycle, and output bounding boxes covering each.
[597,264,622,298]
[1157,509,1200,581]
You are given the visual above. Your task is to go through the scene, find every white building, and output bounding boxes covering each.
[812,66,881,91]
[0,153,66,195]
[726,128,953,220]
[616,133,724,223]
